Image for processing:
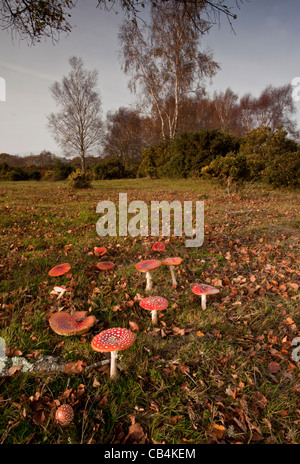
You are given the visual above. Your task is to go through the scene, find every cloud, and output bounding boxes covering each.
[0,60,57,81]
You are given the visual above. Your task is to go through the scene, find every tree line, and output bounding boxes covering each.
[1,0,299,187]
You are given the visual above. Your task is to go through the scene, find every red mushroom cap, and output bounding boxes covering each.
[97,261,115,271]
[49,311,96,336]
[91,328,135,353]
[161,257,182,266]
[94,247,107,257]
[152,242,165,252]
[48,263,71,277]
[192,283,220,295]
[135,259,161,272]
[139,296,169,312]
[55,404,74,426]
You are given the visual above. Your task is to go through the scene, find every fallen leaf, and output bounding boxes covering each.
[268,361,281,374]
[129,321,139,332]
[171,415,183,425]
[208,423,226,440]
[123,415,147,444]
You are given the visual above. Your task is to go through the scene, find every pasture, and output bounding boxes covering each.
[0,178,299,444]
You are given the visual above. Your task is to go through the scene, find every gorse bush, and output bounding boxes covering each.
[94,157,125,180]
[202,127,300,188]
[10,167,29,181]
[265,152,300,187]
[239,126,298,161]
[68,169,93,189]
[53,159,74,180]
[0,162,12,180]
[28,170,42,180]
[171,130,240,176]
[137,143,172,178]
[202,152,250,183]
[138,130,240,178]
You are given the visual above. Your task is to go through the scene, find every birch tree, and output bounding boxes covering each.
[119,1,219,140]
[47,56,103,172]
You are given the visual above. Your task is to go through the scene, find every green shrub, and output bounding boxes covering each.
[10,168,29,181]
[239,126,298,162]
[172,130,240,176]
[28,170,42,180]
[68,169,93,189]
[54,160,74,180]
[245,153,267,180]
[0,162,12,180]
[93,157,125,180]
[137,143,172,178]
[137,130,240,178]
[265,152,300,188]
[43,170,54,180]
[202,152,251,185]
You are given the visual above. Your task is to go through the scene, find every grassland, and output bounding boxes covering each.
[0,178,299,444]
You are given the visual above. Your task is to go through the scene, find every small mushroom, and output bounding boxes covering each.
[135,259,161,291]
[49,311,96,336]
[50,285,71,300]
[192,283,220,309]
[152,242,165,252]
[139,296,169,326]
[55,404,74,427]
[94,247,107,257]
[91,328,135,378]
[48,263,71,277]
[96,261,115,271]
[161,257,182,288]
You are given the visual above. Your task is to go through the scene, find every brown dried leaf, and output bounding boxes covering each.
[124,420,146,444]
[32,409,45,426]
[129,321,139,332]
[171,415,183,425]
[8,365,22,376]
[268,361,281,373]
[64,360,86,374]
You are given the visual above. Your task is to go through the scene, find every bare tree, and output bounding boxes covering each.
[104,107,152,164]
[251,84,299,138]
[119,1,219,140]
[0,0,243,44]
[47,56,104,172]
[212,87,240,132]
[236,84,299,139]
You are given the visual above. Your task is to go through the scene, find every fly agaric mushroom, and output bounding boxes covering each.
[192,283,220,309]
[96,261,115,271]
[55,404,74,427]
[139,296,169,326]
[135,259,161,291]
[91,328,134,378]
[152,242,165,252]
[94,247,107,257]
[161,257,182,288]
[48,263,71,277]
[49,311,96,336]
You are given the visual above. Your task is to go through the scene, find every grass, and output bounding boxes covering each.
[0,178,299,444]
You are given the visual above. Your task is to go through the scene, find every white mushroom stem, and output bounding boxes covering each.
[151,310,158,326]
[169,266,177,287]
[201,294,207,310]
[110,350,118,378]
[145,271,153,291]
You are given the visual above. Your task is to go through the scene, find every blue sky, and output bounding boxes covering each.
[0,0,300,155]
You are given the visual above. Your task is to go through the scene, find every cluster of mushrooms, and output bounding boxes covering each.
[47,243,220,427]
